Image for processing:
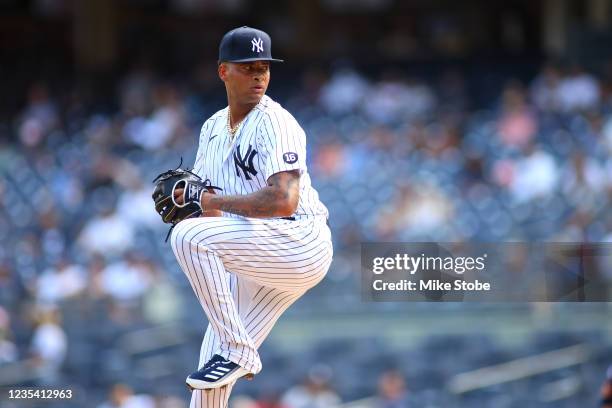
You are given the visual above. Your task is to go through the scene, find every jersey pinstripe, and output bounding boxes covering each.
[192,95,328,219]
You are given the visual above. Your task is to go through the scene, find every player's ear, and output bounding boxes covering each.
[218,63,228,82]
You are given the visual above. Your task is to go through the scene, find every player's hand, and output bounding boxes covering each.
[173,187,185,205]
[175,187,223,217]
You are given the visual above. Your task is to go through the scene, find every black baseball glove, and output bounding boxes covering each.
[152,160,222,240]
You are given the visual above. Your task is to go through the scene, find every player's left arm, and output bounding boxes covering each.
[205,110,306,218]
[176,110,305,218]
[198,170,300,218]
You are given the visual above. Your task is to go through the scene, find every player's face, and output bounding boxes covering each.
[220,61,270,105]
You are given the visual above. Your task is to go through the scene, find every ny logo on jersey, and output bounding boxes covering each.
[234,144,258,180]
[251,37,264,53]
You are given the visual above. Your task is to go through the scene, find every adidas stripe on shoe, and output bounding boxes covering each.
[186,354,254,390]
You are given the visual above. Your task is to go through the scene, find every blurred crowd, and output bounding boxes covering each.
[1,59,612,406]
[309,62,611,243]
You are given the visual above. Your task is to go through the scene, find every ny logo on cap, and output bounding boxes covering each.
[251,37,264,53]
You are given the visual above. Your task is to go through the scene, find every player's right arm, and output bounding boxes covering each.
[191,117,225,217]
[192,119,212,175]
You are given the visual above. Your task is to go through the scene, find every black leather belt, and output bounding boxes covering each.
[282,216,330,227]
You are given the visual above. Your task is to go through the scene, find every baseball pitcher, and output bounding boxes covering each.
[152,26,333,408]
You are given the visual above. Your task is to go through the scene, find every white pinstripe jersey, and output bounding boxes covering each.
[193,95,328,219]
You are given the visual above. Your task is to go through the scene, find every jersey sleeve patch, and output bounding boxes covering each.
[282,152,298,164]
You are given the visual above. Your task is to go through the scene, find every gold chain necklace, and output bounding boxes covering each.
[227,109,245,138]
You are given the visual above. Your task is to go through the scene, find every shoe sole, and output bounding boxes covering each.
[186,373,254,391]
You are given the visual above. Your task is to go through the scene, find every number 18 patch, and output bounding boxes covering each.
[283,152,298,164]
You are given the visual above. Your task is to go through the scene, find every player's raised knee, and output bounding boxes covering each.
[169,218,199,254]
[170,217,226,252]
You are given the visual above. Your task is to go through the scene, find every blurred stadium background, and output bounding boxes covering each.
[1,0,612,407]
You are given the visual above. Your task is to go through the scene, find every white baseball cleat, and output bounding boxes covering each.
[186,354,254,390]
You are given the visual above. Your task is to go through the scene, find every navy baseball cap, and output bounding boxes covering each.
[218,26,283,63]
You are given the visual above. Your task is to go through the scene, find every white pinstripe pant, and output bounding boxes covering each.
[170,216,333,408]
